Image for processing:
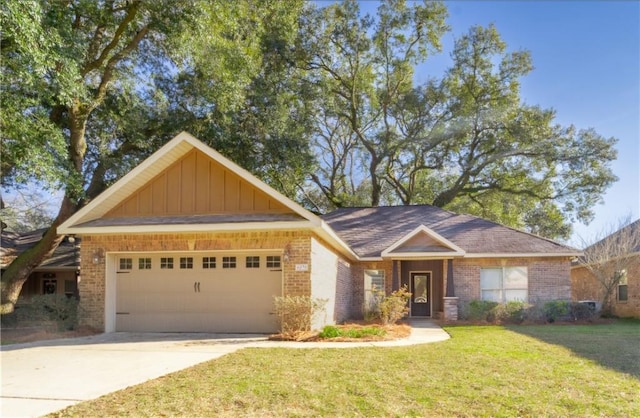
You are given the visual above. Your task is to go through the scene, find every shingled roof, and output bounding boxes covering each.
[321,205,580,259]
[0,229,80,270]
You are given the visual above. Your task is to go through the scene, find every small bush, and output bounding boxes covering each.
[19,294,80,331]
[465,300,499,321]
[378,286,411,325]
[495,301,528,324]
[543,300,571,323]
[319,325,340,339]
[570,302,597,321]
[318,325,386,339]
[273,296,327,337]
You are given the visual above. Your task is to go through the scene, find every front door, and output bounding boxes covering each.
[410,272,431,317]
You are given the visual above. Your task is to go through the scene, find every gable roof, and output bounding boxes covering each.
[59,132,322,234]
[381,225,466,259]
[57,132,357,259]
[322,205,580,260]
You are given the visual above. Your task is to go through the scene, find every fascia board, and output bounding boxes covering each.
[464,252,583,258]
[381,224,466,257]
[58,221,316,235]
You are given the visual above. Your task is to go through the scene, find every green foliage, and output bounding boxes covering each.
[543,300,571,323]
[273,296,327,336]
[318,325,340,339]
[18,294,79,331]
[378,286,411,325]
[302,3,616,239]
[462,299,596,324]
[319,325,386,339]
[462,300,499,321]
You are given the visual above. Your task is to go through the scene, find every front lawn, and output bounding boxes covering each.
[51,322,640,417]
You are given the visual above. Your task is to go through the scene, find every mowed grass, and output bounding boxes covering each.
[51,323,640,417]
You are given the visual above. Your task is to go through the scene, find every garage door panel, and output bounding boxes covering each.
[116,252,282,333]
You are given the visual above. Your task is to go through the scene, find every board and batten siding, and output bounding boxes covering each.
[105,149,289,217]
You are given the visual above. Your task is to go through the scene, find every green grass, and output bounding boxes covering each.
[50,322,640,417]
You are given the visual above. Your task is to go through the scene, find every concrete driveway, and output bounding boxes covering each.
[1,332,266,418]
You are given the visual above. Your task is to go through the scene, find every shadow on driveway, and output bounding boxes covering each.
[508,319,640,378]
[0,331,269,352]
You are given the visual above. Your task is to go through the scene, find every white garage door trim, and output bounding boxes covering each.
[105,250,283,333]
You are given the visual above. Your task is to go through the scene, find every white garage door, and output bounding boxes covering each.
[115,252,282,333]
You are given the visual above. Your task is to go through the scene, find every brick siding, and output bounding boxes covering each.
[571,256,640,317]
[79,230,313,330]
[453,257,572,306]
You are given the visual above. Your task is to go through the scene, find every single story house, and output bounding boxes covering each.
[1,229,80,301]
[58,132,581,333]
[571,220,640,317]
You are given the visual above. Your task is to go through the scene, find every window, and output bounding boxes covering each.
[119,258,132,270]
[180,257,193,269]
[246,256,260,268]
[480,267,528,302]
[223,256,236,269]
[617,270,628,302]
[266,256,281,268]
[203,257,216,269]
[364,270,385,311]
[138,258,152,270]
[160,257,174,269]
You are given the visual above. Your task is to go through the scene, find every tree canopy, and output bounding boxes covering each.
[1,0,618,312]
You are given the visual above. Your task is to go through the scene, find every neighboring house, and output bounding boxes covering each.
[571,220,640,317]
[0,229,80,301]
[57,132,580,333]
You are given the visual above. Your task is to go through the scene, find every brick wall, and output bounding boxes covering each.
[349,260,394,319]
[453,257,572,306]
[78,230,313,330]
[571,257,640,317]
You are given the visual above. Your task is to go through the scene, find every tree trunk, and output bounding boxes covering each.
[1,111,87,315]
[0,195,79,314]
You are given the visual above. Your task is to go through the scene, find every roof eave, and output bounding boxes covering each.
[464,252,582,258]
[382,251,465,260]
[58,220,317,235]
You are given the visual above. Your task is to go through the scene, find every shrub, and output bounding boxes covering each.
[543,300,571,323]
[494,301,528,324]
[273,296,327,337]
[318,325,386,339]
[465,300,499,321]
[378,286,411,325]
[319,325,340,338]
[19,294,80,331]
[570,302,597,321]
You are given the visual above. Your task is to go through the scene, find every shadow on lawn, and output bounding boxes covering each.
[509,318,640,379]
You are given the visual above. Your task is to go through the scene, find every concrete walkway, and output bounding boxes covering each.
[1,320,449,418]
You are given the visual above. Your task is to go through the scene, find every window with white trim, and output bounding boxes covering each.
[119,258,132,270]
[160,257,174,269]
[266,255,281,268]
[617,269,628,302]
[180,257,193,269]
[480,267,528,302]
[222,256,236,269]
[203,257,216,269]
[138,258,152,270]
[364,270,385,311]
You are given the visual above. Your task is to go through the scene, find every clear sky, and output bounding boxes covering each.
[359,0,640,245]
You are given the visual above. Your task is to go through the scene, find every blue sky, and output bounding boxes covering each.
[358,0,640,245]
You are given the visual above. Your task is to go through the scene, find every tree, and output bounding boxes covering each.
[578,218,640,316]
[300,2,617,240]
[300,0,449,207]
[0,0,307,313]
[0,188,56,233]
